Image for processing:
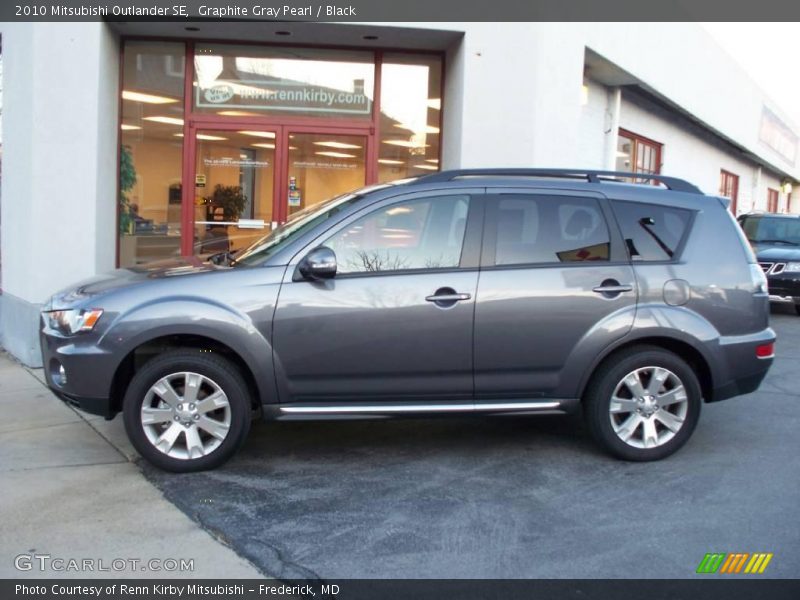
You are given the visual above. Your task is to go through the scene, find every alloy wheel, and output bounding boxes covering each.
[140,371,232,460]
[608,366,689,449]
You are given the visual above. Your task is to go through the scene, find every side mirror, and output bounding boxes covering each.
[299,246,337,281]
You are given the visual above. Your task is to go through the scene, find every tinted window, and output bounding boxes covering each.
[612,201,691,261]
[494,196,610,265]
[326,195,470,274]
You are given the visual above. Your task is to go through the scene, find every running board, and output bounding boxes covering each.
[266,399,578,420]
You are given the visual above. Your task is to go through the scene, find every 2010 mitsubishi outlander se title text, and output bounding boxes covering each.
[40,169,776,472]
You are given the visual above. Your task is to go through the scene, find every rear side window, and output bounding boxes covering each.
[493,195,610,265]
[612,201,692,261]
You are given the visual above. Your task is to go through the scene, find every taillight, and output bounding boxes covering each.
[756,342,775,359]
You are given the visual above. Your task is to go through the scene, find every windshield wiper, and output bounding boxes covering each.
[752,239,800,246]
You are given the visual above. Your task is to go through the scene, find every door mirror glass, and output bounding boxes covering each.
[299,246,337,280]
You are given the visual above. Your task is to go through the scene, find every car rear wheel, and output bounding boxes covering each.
[123,349,251,472]
[794,303,800,316]
[584,345,701,461]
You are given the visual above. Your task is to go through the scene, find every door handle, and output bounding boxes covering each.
[592,285,633,294]
[592,279,633,298]
[425,293,471,303]
[426,287,472,308]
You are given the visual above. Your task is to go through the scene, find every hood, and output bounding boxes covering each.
[754,245,800,262]
[47,256,222,310]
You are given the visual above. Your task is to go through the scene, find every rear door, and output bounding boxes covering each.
[474,188,637,400]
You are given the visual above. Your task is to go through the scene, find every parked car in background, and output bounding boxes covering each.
[738,212,800,315]
[40,169,775,472]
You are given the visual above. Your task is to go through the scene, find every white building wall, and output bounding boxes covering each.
[0,22,119,365]
[432,22,800,181]
[577,78,612,168]
[577,77,790,215]
[618,94,785,213]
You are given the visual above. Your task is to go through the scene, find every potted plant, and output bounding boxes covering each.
[204,184,247,222]
[119,144,137,234]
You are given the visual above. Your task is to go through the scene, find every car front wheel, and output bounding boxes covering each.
[123,349,251,472]
[584,346,701,461]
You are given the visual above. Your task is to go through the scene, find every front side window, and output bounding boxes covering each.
[612,201,692,261]
[493,196,610,266]
[325,195,470,274]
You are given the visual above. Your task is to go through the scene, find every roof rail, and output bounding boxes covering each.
[412,169,702,194]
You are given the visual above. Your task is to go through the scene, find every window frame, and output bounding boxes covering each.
[617,128,664,182]
[285,188,487,281]
[767,188,780,213]
[479,189,628,270]
[719,169,740,214]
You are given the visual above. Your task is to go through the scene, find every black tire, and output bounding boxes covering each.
[123,349,252,472]
[583,345,701,461]
[794,303,800,316]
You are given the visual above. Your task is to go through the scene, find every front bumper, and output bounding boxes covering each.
[39,318,117,418]
[766,270,800,301]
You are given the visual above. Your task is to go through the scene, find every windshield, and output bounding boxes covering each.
[233,184,390,266]
[741,216,800,246]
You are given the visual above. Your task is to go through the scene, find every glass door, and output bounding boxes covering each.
[192,129,277,254]
[284,131,368,219]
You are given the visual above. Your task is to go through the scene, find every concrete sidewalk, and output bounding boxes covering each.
[0,351,263,579]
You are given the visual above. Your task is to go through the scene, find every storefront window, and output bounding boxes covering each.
[193,45,374,120]
[119,41,185,267]
[378,54,442,182]
[287,132,367,218]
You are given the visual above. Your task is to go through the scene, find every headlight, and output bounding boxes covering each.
[44,309,104,335]
[784,262,800,272]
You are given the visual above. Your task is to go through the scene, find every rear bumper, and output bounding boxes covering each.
[709,328,775,403]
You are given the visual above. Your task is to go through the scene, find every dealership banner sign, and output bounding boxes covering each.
[196,81,372,116]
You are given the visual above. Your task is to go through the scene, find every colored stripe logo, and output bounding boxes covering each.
[696,553,773,574]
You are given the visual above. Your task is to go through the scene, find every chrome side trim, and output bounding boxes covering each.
[278,400,563,416]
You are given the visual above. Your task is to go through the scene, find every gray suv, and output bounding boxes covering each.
[40,169,776,472]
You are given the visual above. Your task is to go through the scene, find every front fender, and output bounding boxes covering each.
[98,297,276,406]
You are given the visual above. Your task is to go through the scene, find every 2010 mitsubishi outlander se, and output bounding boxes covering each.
[40,169,776,472]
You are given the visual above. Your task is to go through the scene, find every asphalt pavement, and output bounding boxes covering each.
[143,305,800,579]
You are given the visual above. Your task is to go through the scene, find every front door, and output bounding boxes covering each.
[272,190,483,403]
[190,126,368,256]
[474,190,637,399]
